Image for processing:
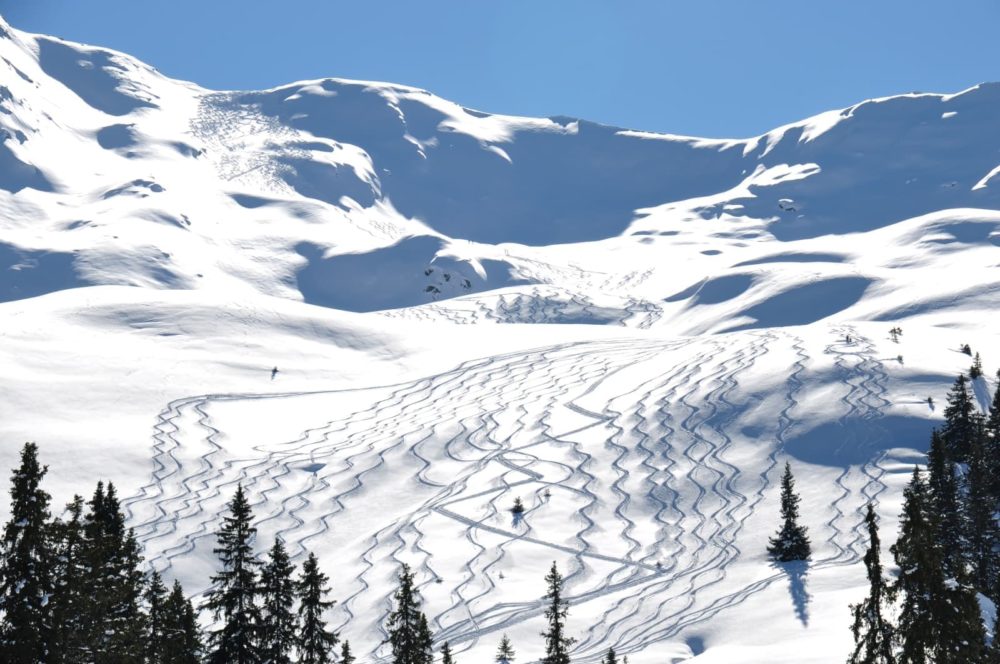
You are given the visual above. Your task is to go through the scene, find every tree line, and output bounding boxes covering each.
[848,368,1000,663]
[0,442,625,663]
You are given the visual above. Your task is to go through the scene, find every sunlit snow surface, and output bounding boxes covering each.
[1,14,1000,663]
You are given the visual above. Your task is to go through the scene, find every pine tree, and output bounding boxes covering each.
[892,468,987,663]
[49,495,88,664]
[80,482,146,663]
[942,374,976,460]
[925,430,964,579]
[0,442,54,664]
[387,563,433,664]
[601,647,618,664]
[205,484,262,664]
[540,561,574,664]
[340,640,355,664]
[296,552,337,664]
[260,539,297,664]
[847,504,895,664]
[161,580,202,664]
[970,353,984,379]
[985,374,1000,504]
[145,571,169,664]
[495,634,515,664]
[767,462,811,562]
[892,468,940,662]
[963,432,998,592]
[440,641,455,664]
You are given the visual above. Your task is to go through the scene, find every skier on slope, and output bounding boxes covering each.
[271,366,279,380]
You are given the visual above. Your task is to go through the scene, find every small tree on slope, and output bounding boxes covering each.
[0,442,53,664]
[495,634,515,664]
[767,462,811,562]
[296,552,338,664]
[440,641,456,664]
[205,484,262,664]
[340,641,355,664]
[847,503,895,664]
[942,374,976,460]
[541,561,575,664]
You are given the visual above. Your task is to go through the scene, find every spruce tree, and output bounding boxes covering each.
[963,433,998,592]
[942,374,976,460]
[205,484,262,664]
[892,468,939,662]
[925,430,964,579]
[541,561,574,664]
[49,495,88,664]
[387,563,433,664]
[847,504,895,664]
[440,641,455,664]
[986,374,1000,501]
[260,538,298,664]
[601,647,618,664]
[80,482,146,663]
[161,580,202,664]
[145,571,169,664]
[495,634,515,664]
[340,640,355,664]
[892,468,987,663]
[296,552,337,664]
[767,462,811,562]
[0,442,53,664]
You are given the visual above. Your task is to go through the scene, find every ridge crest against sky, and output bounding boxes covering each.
[3,0,1000,137]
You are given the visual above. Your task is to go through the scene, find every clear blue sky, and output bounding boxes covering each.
[3,0,998,138]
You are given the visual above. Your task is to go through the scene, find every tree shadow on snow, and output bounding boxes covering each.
[775,560,811,626]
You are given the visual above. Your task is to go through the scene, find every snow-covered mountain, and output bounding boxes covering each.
[2,13,1000,663]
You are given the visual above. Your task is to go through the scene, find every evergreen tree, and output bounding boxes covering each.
[145,571,169,664]
[970,353,984,379]
[942,374,976,460]
[767,462,811,562]
[540,561,574,664]
[601,647,618,664]
[847,504,895,664]
[440,641,455,664]
[80,482,146,663]
[495,634,515,664]
[963,432,998,592]
[260,539,297,664]
[0,442,53,664]
[387,563,433,664]
[49,495,88,664]
[892,468,940,663]
[296,552,337,664]
[892,468,987,663]
[986,374,1000,502]
[925,430,964,579]
[161,581,202,664]
[205,484,262,664]
[340,640,355,664]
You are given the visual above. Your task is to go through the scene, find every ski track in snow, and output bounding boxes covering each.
[123,328,895,662]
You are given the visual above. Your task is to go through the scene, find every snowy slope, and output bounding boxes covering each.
[2,13,1000,663]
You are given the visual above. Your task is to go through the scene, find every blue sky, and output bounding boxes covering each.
[3,0,999,137]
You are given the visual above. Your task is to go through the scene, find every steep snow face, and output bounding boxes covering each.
[2,14,1000,664]
[2,16,1000,322]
